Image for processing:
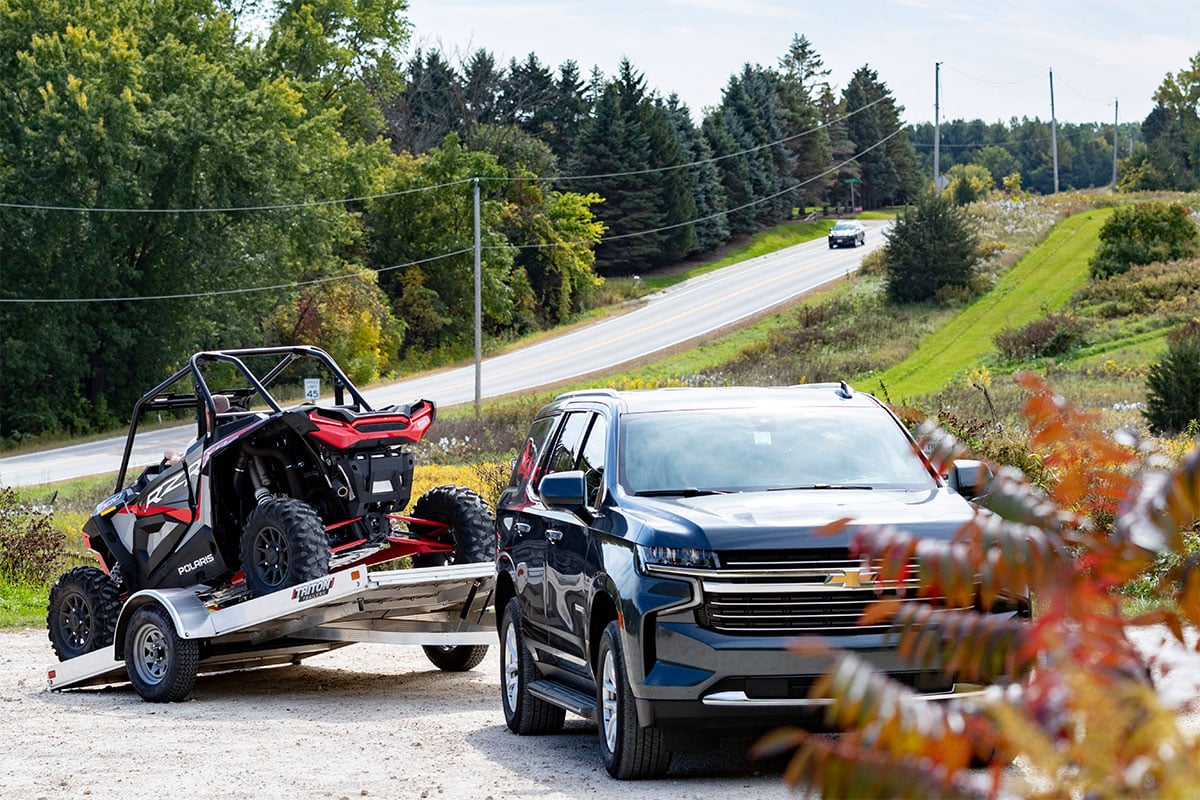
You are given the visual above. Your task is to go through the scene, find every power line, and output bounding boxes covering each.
[943,64,1043,86]
[0,178,474,214]
[0,81,910,214]
[2,127,905,304]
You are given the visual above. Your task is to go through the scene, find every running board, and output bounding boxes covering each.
[528,679,595,718]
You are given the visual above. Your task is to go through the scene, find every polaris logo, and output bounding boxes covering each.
[292,577,335,602]
[177,553,215,575]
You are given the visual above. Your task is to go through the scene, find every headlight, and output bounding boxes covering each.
[637,545,719,573]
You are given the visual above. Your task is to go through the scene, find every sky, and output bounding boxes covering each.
[404,0,1199,127]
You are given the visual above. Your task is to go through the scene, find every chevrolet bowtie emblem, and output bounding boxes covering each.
[825,569,877,587]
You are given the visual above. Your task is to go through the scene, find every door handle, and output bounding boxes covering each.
[515,522,531,534]
[546,529,564,543]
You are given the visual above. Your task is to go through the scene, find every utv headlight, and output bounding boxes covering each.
[637,545,719,573]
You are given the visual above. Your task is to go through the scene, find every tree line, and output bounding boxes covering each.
[0,0,921,441]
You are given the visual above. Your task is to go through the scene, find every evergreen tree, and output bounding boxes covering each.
[663,95,729,253]
[883,192,979,303]
[776,35,834,208]
[843,66,916,208]
[1144,319,1200,434]
[703,109,757,235]
[819,85,859,208]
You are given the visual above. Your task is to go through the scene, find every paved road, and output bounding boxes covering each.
[0,223,887,487]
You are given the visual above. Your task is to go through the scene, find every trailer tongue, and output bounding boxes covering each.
[48,561,494,699]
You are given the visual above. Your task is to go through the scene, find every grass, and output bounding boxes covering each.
[0,578,49,628]
[873,207,1115,400]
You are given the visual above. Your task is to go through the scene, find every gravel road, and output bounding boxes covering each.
[2,629,800,800]
[5,627,1196,800]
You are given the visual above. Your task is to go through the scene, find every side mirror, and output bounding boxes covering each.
[538,470,587,512]
[949,459,993,500]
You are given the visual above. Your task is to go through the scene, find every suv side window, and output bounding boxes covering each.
[507,415,558,497]
[578,415,607,508]
[548,411,591,474]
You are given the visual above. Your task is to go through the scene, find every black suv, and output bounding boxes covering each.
[494,385,1026,778]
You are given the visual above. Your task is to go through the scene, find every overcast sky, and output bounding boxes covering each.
[405,0,1198,127]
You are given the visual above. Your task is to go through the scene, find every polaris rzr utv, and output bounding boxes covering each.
[47,346,493,664]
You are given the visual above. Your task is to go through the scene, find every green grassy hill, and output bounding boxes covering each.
[872,207,1115,400]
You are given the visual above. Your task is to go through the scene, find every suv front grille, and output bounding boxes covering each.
[697,549,965,635]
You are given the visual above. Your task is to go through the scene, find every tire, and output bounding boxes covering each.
[597,619,672,779]
[124,603,199,702]
[47,566,122,661]
[500,597,565,735]
[410,485,494,568]
[240,496,330,597]
[422,643,488,672]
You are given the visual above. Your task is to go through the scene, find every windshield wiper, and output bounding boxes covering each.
[635,488,730,497]
[767,484,874,491]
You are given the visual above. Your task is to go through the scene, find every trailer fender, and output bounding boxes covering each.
[114,588,217,656]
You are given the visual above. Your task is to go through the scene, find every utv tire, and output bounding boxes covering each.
[422,643,489,672]
[124,603,199,702]
[500,598,565,735]
[240,497,330,597]
[597,619,672,779]
[410,485,494,567]
[47,566,122,661]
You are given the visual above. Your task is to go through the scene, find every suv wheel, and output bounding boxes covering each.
[47,566,122,661]
[239,496,329,597]
[597,620,672,779]
[500,598,565,735]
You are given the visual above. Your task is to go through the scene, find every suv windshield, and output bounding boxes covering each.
[619,406,936,494]
[833,222,857,231]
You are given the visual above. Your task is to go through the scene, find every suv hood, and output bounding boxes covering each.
[621,488,973,549]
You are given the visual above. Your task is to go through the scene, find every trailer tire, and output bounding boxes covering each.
[124,603,199,702]
[47,566,122,661]
[240,496,330,597]
[421,644,489,671]
[410,485,494,567]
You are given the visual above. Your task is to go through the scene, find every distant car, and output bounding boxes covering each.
[493,384,1028,778]
[828,219,865,248]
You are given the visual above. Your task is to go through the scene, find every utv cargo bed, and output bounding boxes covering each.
[47,561,494,694]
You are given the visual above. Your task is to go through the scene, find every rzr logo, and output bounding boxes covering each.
[824,568,877,588]
[292,577,335,602]
[146,461,201,507]
[177,553,215,575]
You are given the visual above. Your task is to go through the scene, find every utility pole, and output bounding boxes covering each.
[473,177,482,417]
[1112,99,1119,189]
[933,62,942,195]
[1049,68,1059,194]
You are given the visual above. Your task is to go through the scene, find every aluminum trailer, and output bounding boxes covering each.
[47,561,494,700]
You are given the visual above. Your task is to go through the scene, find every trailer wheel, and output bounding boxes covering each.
[124,604,199,702]
[240,496,330,597]
[47,566,122,661]
[421,644,489,671]
[409,485,494,567]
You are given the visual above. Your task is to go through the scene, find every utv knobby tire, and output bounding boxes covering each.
[421,643,489,672]
[47,566,122,661]
[124,603,199,702]
[240,496,330,597]
[409,485,494,567]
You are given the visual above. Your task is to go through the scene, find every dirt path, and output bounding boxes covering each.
[2,629,798,800]
[6,627,1196,799]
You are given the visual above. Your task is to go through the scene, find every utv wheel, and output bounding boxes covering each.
[421,643,489,672]
[597,619,671,779]
[500,598,565,735]
[124,603,199,702]
[240,497,330,597]
[47,566,122,661]
[410,485,494,567]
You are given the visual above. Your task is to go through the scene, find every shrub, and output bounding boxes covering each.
[994,313,1089,360]
[1089,202,1198,280]
[0,487,66,584]
[884,192,980,303]
[1144,318,1200,434]
[758,374,1200,798]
